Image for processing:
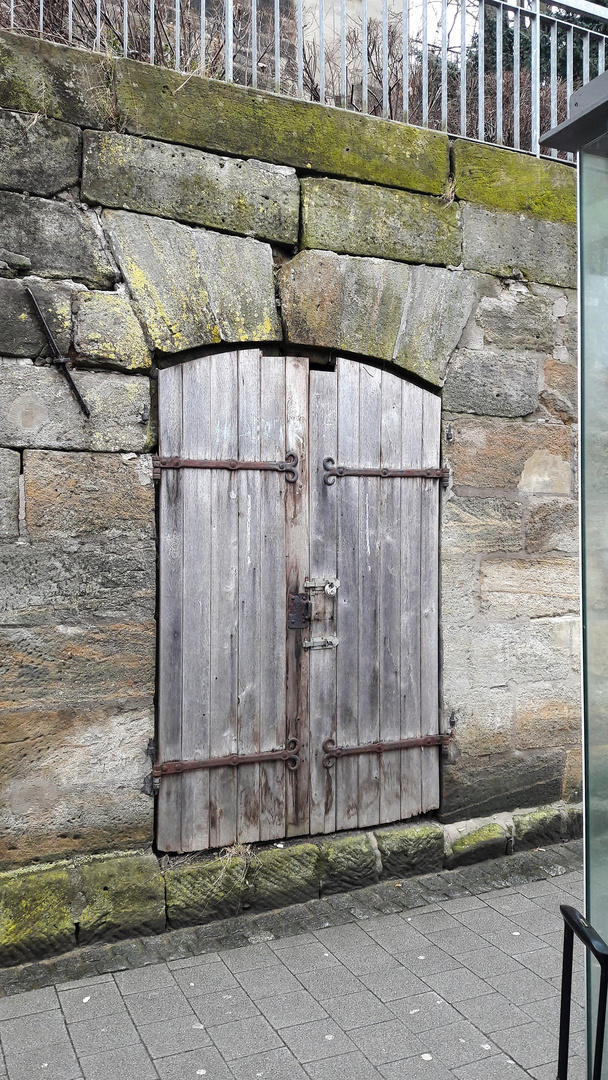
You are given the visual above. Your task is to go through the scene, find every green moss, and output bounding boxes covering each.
[450,822,507,867]
[165,854,248,929]
[77,852,165,944]
[320,834,378,895]
[453,140,576,225]
[0,861,76,966]
[375,823,444,879]
[244,843,320,912]
[514,806,564,848]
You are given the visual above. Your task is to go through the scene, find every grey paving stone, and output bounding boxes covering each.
[367,924,430,954]
[58,981,125,1022]
[451,909,516,935]
[426,928,484,957]
[521,994,584,1033]
[268,933,319,951]
[487,969,559,1005]
[222,944,282,972]
[114,963,177,995]
[453,1052,530,1079]
[155,1045,233,1079]
[3,1040,81,1080]
[0,987,58,1021]
[409,911,463,934]
[167,952,222,970]
[273,944,341,975]
[460,948,523,979]
[530,1057,585,1080]
[338,944,398,976]
[124,985,195,1025]
[550,970,585,1006]
[388,991,461,1033]
[421,1019,497,1069]
[518,881,563,899]
[0,1011,69,1054]
[295,966,366,1001]
[138,1014,212,1058]
[420,968,492,1003]
[490,1022,558,1069]
[67,1009,139,1054]
[480,928,546,955]
[510,909,564,937]
[438,897,486,915]
[256,989,328,1029]
[279,1018,356,1062]
[314,925,372,951]
[350,1017,424,1064]
[322,990,394,1030]
[229,1046,309,1079]
[304,1049,385,1080]
[479,892,539,917]
[512,947,562,979]
[394,945,460,977]
[192,988,260,1026]
[235,965,302,1001]
[173,962,239,997]
[361,966,428,1002]
[79,1042,158,1080]
[55,975,115,992]
[455,992,529,1032]
[208,1015,282,1060]
[379,1053,454,1080]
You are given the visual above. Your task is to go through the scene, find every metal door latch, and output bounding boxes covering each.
[303,636,339,650]
[304,578,340,597]
[288,593,313,629]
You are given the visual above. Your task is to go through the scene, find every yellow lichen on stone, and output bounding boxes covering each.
[73,290,152,371]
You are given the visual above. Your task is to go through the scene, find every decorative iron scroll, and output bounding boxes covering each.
[322,734,451,767]
[153,453,298,483]
[323,457,449,487]
[154,738,301,778]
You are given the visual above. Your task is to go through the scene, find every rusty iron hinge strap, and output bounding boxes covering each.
[153,738,301,778]
[152,453,298,483]
[322,734,451,767]
[323,457,449,488]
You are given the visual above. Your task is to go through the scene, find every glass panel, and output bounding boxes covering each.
[581,132,608,1073]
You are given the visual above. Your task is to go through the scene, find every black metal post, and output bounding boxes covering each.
[558,920,574,1080]
[558,905,608,1080]
[593,965,608,1080]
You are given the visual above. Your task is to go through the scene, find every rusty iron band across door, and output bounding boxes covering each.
[322,734,451,768]
[153,738,302,779]
[152,453,299,483]
[323,457,449,487]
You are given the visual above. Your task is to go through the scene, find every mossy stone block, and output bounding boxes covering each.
[77,852,165,945]
[320,834,378,895]
[73,291,151,372]
[514,806,565,848]
[0,109,81,198]
[0,862,76,966]
[115,59,449,195]
[374,823,444,879]
[244,844,320,912]
[0,31,112,128]
[165,855,248,928]
[453,140,576,225]
[566,804,583,840]
[449,823,507,868]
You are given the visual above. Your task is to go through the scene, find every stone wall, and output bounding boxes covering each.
[0,30,580,868]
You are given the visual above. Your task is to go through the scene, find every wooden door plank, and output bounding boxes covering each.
[308,367,338,835]
[420,390,442,812]
[334,357,360,833]
[157,362,184,852]
[236,349,262,843]
[180,357,213,852]
[209,351,240,848]
[285,355,310,836]
[259,354,288,840]
[378,368,402,824]
[356,363,382,829]
[400,381,424,820]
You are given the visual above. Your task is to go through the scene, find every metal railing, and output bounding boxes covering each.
[2,0,608,156]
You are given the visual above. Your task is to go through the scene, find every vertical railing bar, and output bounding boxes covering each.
[95,0,101,49]
[275,0,280,92]
[9,0,14,29]
[531,0,540,154]
[319,0,325,103]
[69,0,73,43]
[39,0,43,36]
[599,36,606,76]
[252,0,258,87]
[149,0,154,64]
[441,0,448,131]
[550,19,558,157]
[297,0,303,95]
[340,0,346,108]
[513,6,520,149]
[583,30,590,84]
[382,0,389,117]
[496,3,503,144]
[226,0,233,81]
[362,0,368,113]
[422,0,428,127]
[403,0,409,123]
[566,24,573,161]
[201,0,206,74]
[123,0,128,56]
[175,0,181,70]
[477,0,485,141]
[460,0,466,136]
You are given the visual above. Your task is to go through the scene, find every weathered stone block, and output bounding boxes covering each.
[0,248,31,278]
[441,496,522,555]
[440,556,479,621]
[0,191,117,289]
[77,852,165,944]
[515,682,581,749]
[462,204,576,289]
[0,109,81,196]
[115,58,450,195]
[0,277,78,359]
[525,498,578,554]
[0,862,76,965]
[73,292,151,372]
[319,833,378,895]
[453,140,577,225]
[0,359,152,452]
[440,749,566,822]
[449,822,507,867]
[444,688,513,756]
[444,417,572,492]
[165,855,248,928]
[443,618,574,693]
[514,806,565,848]
[480,557,579,619]
[301,177,462,265]
[393,267,481,385]
[0,448,19,540]
[566,802,583,837]
[563,749,582,803]
[83,130,300,245]
[23,450,154,539]
[374,822,444,878]
[244,844,320,911]
[470,285,558,352]
[444,347,539,417]
[542,356,577,423]
[0,31,113,127]
[102,209,281,354]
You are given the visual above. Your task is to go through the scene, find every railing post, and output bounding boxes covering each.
[477,0,485,141]
[557,920,574,1080]
[531,0,540,154]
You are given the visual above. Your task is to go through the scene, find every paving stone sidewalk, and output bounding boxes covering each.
[0,841,586,1080]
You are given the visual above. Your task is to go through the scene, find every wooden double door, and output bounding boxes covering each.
[156,350,445,853]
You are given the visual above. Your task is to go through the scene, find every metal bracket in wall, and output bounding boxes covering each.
[152,453,299,483]
[26,287,90,418]
[323,457,449,488]
[322,733,452,767]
